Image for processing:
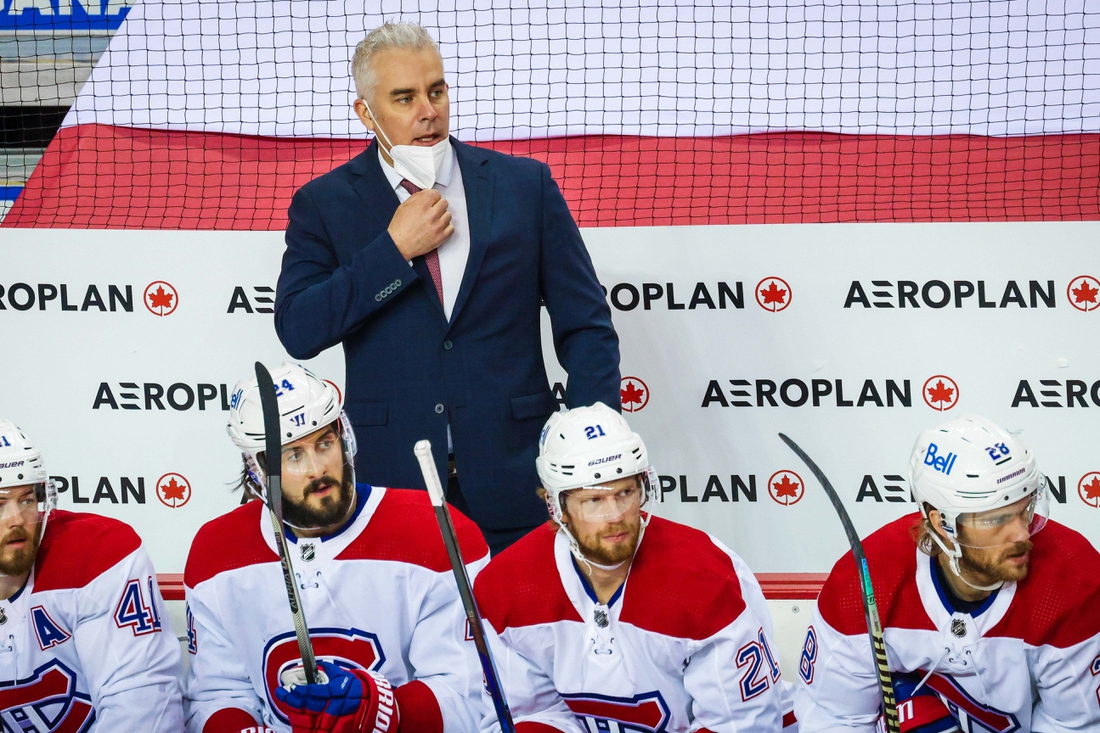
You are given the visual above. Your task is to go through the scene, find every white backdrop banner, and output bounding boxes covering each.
[1,222,1098,574]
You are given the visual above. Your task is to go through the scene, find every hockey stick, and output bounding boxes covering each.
[778,433,899,733]
[256,361,321,686]
[413,441,517,733]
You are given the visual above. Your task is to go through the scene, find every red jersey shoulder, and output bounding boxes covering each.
[34,510,143,592]
[987,520,1100,648]
[475,524,582,634]
[817,513,935,635]
[619,517,748,641]
[185,499,277,589]
[335,488,488,571]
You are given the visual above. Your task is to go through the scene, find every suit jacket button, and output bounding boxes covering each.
[434,403,445,414]
[443,340,453,350]
[374,294,382,301]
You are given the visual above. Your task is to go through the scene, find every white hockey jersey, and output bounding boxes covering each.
[474,518,790,733]
[184,485,489,733]
[0,509,184,731]
[795,514,1100,732]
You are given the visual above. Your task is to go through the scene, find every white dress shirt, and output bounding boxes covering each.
[378,142,471,322]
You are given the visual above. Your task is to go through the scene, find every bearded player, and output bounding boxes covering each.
[473,403,791,733]
[183,363,488,733]
[795,414,1100,731]
[0,418,184,730]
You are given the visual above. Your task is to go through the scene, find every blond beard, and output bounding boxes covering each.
[564,516,640,567]
[0,522,41,576]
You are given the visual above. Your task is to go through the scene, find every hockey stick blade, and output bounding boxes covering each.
[256,362,320,686]
[778,433,899,733]
[414,441,517,733]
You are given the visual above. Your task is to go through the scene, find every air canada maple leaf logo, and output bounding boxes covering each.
[620,377,649,413]
[767,470,804,506]
[922,375,959,411]
[144,281,178,316]
[1078,472,1100,508]
[156,473,191,508]
[1067,275,1100,313]
[755,277,792,312]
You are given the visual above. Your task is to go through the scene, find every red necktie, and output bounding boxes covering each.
[398,179,444,305]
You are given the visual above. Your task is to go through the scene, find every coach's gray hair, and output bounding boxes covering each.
[352,23,441,101]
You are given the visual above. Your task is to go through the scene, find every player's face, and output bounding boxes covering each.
[0,485,42,576]
[562,476,643,567]
[353,46,449,163]
[954,495,1035,583]
[280,425,355,531]
[929,495,1036,587]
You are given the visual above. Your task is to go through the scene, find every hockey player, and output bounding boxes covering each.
[184,363,489,733]
[474,403,790,733]
[795,414,1100,731]
[0,418,184,730]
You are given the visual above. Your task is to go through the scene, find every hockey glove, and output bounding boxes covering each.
[275,660,400,733]
[876,673,960,733]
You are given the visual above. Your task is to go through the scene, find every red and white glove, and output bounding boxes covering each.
[275,661,400,733]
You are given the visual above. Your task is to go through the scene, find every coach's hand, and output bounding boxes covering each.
[389,190,453,261]
[276,661,400,733]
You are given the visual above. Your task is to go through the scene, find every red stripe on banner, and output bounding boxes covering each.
[154,572,825,601]
[6,124,1098,229]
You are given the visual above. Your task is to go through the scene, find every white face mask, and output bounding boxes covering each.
[364,99,450,190]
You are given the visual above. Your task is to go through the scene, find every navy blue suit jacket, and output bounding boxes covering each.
[275,139,620,530]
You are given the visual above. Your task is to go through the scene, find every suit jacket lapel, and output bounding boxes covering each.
[449,139,493,328]
[350,141,400,231]
[353,141,444,318]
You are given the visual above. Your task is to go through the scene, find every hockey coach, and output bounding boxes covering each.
[796,414,1100,730]
[183,363,488,733]
[0,418,184,729]
[274,21,621,556]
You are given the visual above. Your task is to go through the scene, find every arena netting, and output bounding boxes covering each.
[3,0,1099,229]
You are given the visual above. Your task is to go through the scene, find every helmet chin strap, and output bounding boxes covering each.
[930,529,1005,593]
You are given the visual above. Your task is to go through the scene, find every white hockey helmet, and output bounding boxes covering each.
[536,402,657,527]
[227,363,356,501]
[909,413,1048,589]
[0,419,58,539]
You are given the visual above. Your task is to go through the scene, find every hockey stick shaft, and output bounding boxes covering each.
[413,441,517,733]
[779,433,899,733]
[256,362,319,685]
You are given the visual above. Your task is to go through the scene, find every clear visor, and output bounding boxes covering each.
[0,482,50,525]
[248,415,356,503]
[952,479,1049,549]
[563,467,656,522]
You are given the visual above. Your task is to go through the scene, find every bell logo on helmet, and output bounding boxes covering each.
[923,443,957,475]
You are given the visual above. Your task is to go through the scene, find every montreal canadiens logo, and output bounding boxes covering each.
[1066,275,1100,312]
[263,628,384,724]
[913,670,1021,733]
[922,375,959,411]
[767,470,804,506]
[562,691,671,733]
[755,277,791,312]
[0,660,95,732]
[1078,472,1100,509]
[620,377,649,413]
[156,473,191,508]
[143,281,178,317]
